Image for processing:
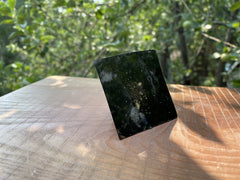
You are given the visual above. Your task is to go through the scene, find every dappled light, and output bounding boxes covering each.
[138,151,148,160]
[56,125,64,134]
[63,103,82,110]
[50,76,68,88]
[76,144,90,157]
[28,125,41,132]
[0,110,18,121]
[0,76,239,179]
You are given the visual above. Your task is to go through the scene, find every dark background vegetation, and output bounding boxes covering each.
[0,0,240,96]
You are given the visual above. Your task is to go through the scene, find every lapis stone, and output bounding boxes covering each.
[94,50,177,139]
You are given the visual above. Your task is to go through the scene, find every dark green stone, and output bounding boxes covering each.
[94,50,177,140]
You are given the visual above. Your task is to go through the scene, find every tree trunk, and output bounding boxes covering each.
[174,2,190,85]
[159,46,172,82]
[216,61,225,86]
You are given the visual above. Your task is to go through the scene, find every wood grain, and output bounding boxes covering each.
[0,76,239,180]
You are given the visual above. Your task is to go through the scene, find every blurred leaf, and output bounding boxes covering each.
[22,78,30,85]
[24,65,30,71]
[66,8,73,14]
[9,31,24,39]
[186,69,192,77]
[96,9,103,19]
[230,1,240,11]
[11,63,17,69]
[0,2,12,16]
[232,22,240,28]
[40,45,49,57]
[40,35,55,43]
[143,35,152,41]
[212,52,221,59]
[0,19,14,24]
[0,1,6,7]
[7,0,15,10]
[233,79,240,87]
[223,47,230,53]
[204,79,212,86]
[220,53,231,62]
[53,0,66,8]
[201,24,212,32]
[17,6,26,24]
[11,62,22,69]
[0,61,4,70]
[67,0,76,7]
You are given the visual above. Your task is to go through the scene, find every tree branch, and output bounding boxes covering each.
[212,21,228,27]
[127,0,146,15]
[180,0,193,15]
[115,0,146,18]
[189,39,205,69]
[82,48,106,77]
[201,32,237,48]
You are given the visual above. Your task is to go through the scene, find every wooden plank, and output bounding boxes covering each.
[0,75,239,180]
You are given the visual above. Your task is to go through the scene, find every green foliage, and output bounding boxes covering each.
[7,0,16,10]
[230,1,240,11]
[0,2,12,17]
[0,0,240,96]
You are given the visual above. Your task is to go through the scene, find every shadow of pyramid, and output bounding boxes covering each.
[125,120,216,180]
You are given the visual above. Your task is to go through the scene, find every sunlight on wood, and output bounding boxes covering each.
[28,125,41,132]
[63,103,82,109]
[56,125,64,133]
[138,151,147,160]
[0,76,239,180]
[76,144,90,156]
[50,76,67,87]
[0,109,17,121]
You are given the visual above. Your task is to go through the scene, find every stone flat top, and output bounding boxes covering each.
[0,76,239,180]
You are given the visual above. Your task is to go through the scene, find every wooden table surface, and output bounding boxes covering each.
[0,76,240,180]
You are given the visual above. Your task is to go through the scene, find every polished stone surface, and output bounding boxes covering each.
[94,50,177,139]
